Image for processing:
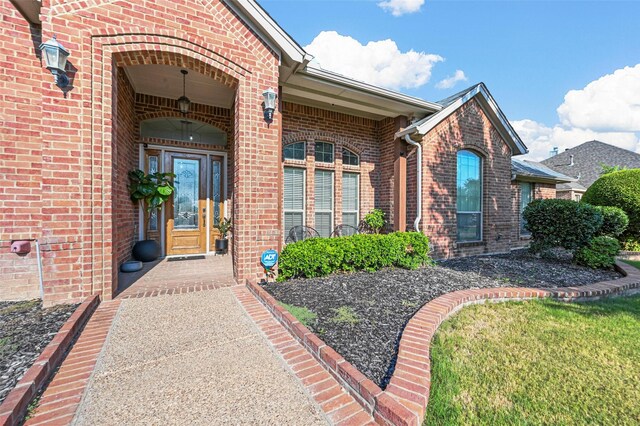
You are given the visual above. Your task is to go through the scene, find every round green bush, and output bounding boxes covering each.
[594,206,629,237]
[582,169,640,240]
[574,236,621,269]
[523,199,603,253]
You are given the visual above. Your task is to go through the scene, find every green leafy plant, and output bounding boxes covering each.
[600,164,628,175]
[593,206,629,238]
[277,232,430,281]
[574,236,621,269]
[128,169,176,213]
[523,199,603,253]
[621,237,640,252]
[363,208,387,234]
[214,217,232,239]
[279,302,317,327]
[582,169,640,241]
[330,306,359,325]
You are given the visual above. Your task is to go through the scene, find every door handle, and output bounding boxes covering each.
[202,207,206,223]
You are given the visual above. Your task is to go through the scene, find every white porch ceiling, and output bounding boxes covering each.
[123,64,235,109]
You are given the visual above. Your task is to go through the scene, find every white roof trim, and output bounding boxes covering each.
[396,83,528,155]
[226,0,310,64]
[302,66,442,112]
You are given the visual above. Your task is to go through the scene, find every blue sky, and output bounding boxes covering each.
[262,0,640,159]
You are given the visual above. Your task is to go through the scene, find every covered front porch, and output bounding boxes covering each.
[116,255,235,299]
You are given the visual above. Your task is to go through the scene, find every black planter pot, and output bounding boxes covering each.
[132,239,161,262]
[215,238,229,254]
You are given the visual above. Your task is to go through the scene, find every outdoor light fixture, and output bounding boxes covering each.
[39,36,70,89]
[262,88,277,121]
[177,69,191,115]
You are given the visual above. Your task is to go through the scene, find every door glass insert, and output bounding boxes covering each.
[173,158,200,229]
[148,155,159,231]
[212,160,222,226]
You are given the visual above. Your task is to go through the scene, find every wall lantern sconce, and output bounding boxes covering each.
[39,36,70,89]
[177,69,191,115]
[262,88,277,121]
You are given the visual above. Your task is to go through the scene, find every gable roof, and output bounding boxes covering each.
[395,83,528,156]
[541,140,640,188]
[512,158,574,184]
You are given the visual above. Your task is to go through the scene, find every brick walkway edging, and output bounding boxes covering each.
[0,295,101,426]
[247,260,640,426]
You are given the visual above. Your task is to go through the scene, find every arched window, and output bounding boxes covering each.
[342,148,359,166]
[456,150,482,242]
[140,117,226,146]
[284,142,305,160]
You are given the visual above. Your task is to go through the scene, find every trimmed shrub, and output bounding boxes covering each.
[277,232,430,281]
[523,199,603,253]
[582,169,640,240]
[594,206,629,237]
[574,236,621,269]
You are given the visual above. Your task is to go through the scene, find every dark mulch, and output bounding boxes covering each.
[263,250,622,388]
[0,300,78,404]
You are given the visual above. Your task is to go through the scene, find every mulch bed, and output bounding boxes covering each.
[0,300,78,404]
[263,250,621,388]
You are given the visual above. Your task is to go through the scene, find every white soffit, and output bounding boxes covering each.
[123,65,235,109]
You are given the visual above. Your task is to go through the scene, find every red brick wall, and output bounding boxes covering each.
[0,3,43,300]
[0,0,282,303]
[420,98,514,258]
[112,68,138,276]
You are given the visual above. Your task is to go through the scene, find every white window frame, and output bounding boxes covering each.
[314,169,334,237]
[342,172,359,228]
[456,150,483,243]
[283,166,306,240]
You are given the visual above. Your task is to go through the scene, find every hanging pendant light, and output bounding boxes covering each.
[177,69,191,115]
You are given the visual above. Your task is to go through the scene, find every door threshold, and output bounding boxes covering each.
[166,254,206,262]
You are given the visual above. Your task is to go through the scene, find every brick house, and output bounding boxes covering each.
[1,0,567,305]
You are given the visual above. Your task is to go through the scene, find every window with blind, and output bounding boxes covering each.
[342,173,359,230]
[314,169,334,237]
[456,150,482,242]
[284,167,305,238]
[520,182,534,235]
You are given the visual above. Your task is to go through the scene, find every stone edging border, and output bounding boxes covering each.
[0,295,101,426]
[248,260,640,426]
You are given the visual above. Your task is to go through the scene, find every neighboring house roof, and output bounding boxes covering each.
[541,140,640,188]
[512,158,574,184]
[557,181,588,192]
[396,83,528,156]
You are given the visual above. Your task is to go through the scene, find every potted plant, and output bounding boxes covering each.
[128,169,176,262]
[214,217,232,254]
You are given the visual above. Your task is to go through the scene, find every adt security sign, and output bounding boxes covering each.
[261,249,278,270]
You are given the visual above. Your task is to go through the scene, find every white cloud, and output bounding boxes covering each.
[378,0,425,16]
[513,64,640,161]
[435,70,468,89]
[304,31,443,90]
[512,119,639,161]
[557,64,640,132]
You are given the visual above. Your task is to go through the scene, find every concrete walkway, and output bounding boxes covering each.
[73,288,327,425]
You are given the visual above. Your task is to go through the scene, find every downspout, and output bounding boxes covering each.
[404,134,422,232]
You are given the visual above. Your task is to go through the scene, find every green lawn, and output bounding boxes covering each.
[622,259,640,270]
[426,296,640,425]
